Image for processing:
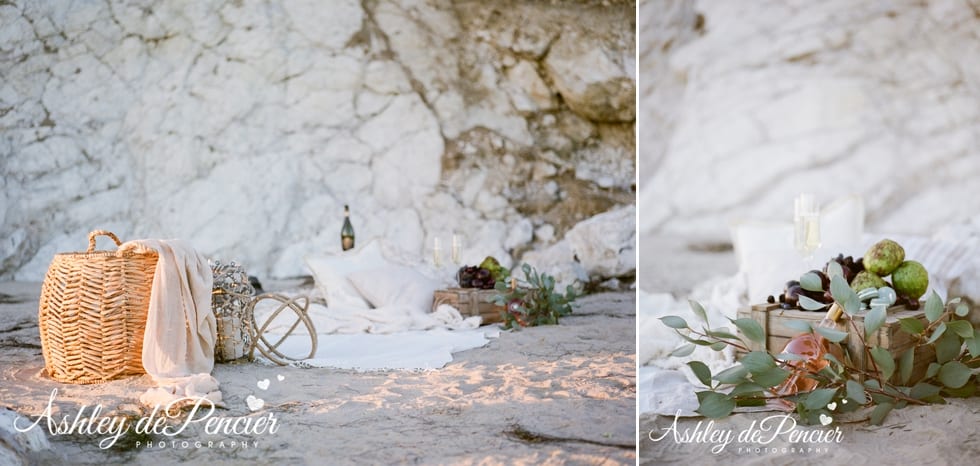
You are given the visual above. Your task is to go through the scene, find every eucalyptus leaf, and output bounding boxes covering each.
[669,344,696,357]
[899,347,914,385]
[800,272,824,292]
[910,382,941,400]
[926,322,947,345]
[752,366,791,387]
[709,341,728,351]
[966,337,980,359]
[869,347,896,381]
[846,379,867,404]
[729,382,766,396]
[843,296,861,315]
[943,381,977,398]
[798,295,829,311]
[696,391,736,419]
[826,261,844,279]
[869,402,894,426]
[784,320,812,333]
[660,316,689,329]
[935,331,961,364]
[830,274,859,315]
[938,361,971,389]
[731,318,765,343]
[803,388,838,410]
[898,317,925,335]
[816,366,841,383]
[946,320,974,339]
[687,361,712,387]
[863,379,881,390]
[713,365,750,384]
[926,362,941,379]
[865,306,887,338]
[678,334,716,346]
[689,300,708,324]
[706,329,740,340]
[814,326,848,343]
[740,351,777,373]
[924,291,944,323]
[955,303,970,317]
[823,352,842,365]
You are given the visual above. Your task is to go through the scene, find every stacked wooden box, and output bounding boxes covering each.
[432,288,505,324]
[736,303,939,384]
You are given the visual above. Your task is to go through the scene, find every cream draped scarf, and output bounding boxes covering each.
[118,239,222,408]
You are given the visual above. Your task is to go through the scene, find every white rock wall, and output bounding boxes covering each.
[639,0,980,240]
[0,0,636,281]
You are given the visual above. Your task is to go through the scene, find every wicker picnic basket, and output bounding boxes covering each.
[37,230,158,384]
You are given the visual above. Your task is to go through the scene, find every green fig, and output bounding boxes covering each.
[479,256,500,271]
[892,260,929,300]
[863,239,905,276]
[478,256,507,281]
[850,271,887,293]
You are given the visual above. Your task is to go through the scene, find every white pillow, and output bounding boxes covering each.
[304,240,390,309]
[731,195,865,302]
[347,265,440,315]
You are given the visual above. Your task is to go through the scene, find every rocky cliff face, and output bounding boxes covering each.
[0,0,636,281]
[639,0,980,240]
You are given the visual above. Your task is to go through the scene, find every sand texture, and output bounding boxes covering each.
[0,282,635,465]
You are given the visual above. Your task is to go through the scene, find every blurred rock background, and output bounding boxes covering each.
[638,0,980,293]
[0,0,636,286]
[639,0,980,245]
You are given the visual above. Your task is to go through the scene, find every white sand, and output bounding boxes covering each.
[0,281,635,465]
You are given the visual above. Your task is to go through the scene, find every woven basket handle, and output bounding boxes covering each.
[87,230,123,253]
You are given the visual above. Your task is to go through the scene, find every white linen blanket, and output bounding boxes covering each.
[118,239,222,408]
[251,292,494,370]
[269,328,500,371]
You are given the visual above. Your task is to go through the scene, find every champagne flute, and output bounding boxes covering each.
[451,233,461,265]
[793,193,821,265]
[433,237,443,267]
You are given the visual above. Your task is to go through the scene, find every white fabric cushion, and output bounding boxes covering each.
[347,265,439,315]
[304,240,390,309]
[730,195,865,302]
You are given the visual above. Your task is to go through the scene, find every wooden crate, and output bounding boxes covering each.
[736,303,939,384]
[432,288,505,324]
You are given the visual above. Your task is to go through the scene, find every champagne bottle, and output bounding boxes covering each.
[341,205,355,251]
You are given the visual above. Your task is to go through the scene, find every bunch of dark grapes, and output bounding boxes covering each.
[457,266,496,290]
[768,270,833,310]
[825,254,865,284]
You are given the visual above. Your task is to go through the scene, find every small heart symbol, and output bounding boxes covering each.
[277,375,285,382]
[257,379,270,390]
[246,395,264,411]
[826,402,837,411]
[819,414,833,426]
[841,399,848,404]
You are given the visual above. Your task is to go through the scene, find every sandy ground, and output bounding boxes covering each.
[0,281,635,465]
[637,232,980,465]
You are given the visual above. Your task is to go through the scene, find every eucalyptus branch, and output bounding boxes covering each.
[687,328,751,353]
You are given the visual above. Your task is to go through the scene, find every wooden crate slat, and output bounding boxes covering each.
[432,288,504,324]
[735,303,941,385]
